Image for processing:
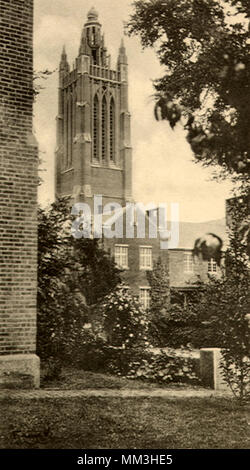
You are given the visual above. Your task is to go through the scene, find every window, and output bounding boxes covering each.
[139,287,151,309]
[114,245,128,269]
[93,94,99,161]
[101,96,107,161]
[110,97,115,162]
[72,92,76,141]
[140,246,152,270]
[208,258,217,273]
[184,252,194,273]
[92,49,97,64]
[65,96,72,167]
[68,94,73,166]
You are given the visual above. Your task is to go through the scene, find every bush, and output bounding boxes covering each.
[149,304,222,349]
[63,285,201,385]
[70,328,110,372]
[118,348,200,385]
[37,198,121,366]
[98,285,150,349]
[198,195,250,403]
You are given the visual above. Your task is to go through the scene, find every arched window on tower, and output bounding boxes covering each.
[64,90,68,169]
[67,95,72,167]
[102,95,107,162]
[93,94,99,161]
[110,97,115,163]
[72,90,77,144]
[68,93,73,166]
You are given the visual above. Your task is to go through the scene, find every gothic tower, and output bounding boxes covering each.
[55,7,133,210]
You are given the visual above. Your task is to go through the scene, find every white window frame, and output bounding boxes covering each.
[184,252,194,273]
[139,286,151,309]
[139,246,152,270]
[114,244,128,269]
[208,258,217,274]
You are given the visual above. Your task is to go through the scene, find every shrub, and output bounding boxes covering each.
[98,285,150,350]
[37,198,121,366]
[198,196,250,402]
[148,303,222,349]
[124,348,200,385]
[70,328,110,372]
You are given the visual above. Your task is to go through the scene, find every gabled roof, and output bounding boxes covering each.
[176,218,227,250]
[101,206,227,250]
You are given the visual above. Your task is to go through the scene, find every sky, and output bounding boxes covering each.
[34,0,233,222]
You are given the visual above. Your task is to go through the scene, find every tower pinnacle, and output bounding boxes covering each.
[61,45,66,59]
[60,45,69,73]
[87,6,99,21]
[118,38,127,66]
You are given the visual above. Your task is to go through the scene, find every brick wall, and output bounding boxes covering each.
[105,236,168,296]
[168,250,209,288]
[0,0,38,356]
[105,236,216,297]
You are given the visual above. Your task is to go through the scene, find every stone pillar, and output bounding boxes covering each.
[200,348,230,391]
[117,40,133,204]
[0,0,39,388]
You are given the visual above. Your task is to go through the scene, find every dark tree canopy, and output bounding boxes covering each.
[37,198,121,361]
[126,0,250,178]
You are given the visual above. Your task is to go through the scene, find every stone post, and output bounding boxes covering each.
[200,348,230,391]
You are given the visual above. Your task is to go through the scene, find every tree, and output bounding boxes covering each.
[147,256,170,311]
[126,0,250,178]
[37,197,121,364]
[199,197,249,401]
[146,256,171,345]
[73,237,121,306]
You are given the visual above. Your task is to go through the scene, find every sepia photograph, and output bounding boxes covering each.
[0,0,249,462]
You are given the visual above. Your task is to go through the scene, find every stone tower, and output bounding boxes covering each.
[56,7,133,210]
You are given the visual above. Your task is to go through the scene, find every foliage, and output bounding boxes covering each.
[146,256,170,345]
[33,69,55,100]
[73,337,200,384]
[74,281,200,384]
[146,256,219,348]
[98,284,150,349]
[125,348,200,385]
[147,256,170,310]
[199,197,250,402]
[73,238,121,306]
[67,327,112,372]
[149,301,222,349]
[126,0,250,178]
[37,197,121,364]
[193,233,223,265]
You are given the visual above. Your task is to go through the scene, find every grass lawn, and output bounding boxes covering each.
[40,367,204,390]
[0,396,249,449]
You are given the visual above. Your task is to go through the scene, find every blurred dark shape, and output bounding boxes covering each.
[193,233,223,266]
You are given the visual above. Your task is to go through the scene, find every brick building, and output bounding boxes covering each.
[0,0,39,388]
[103,214,226,307]
[56,8,226,308]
